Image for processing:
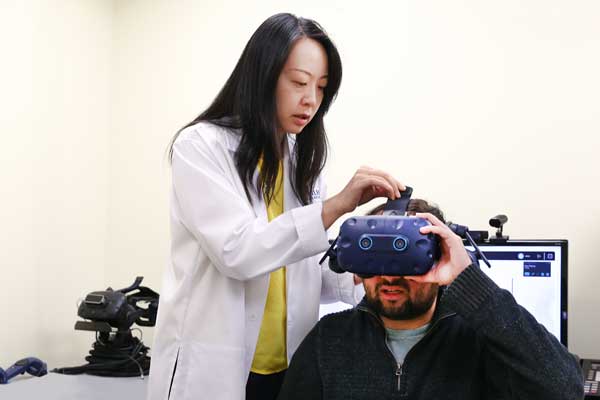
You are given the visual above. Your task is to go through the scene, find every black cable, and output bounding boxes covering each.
[448,222,492,269]
[465,231,492,268]
[52,330,151,378]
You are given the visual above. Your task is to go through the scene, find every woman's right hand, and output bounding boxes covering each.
[321,166,405,229]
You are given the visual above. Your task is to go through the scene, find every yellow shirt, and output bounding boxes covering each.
[251,161,287,374]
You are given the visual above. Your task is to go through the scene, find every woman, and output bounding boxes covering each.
[148,13,404,400]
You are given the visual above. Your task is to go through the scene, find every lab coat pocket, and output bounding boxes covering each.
[173,341,246,400]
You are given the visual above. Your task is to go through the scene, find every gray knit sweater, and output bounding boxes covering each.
[278,264,584,399]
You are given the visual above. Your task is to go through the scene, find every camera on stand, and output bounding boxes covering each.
[489,214,509,243]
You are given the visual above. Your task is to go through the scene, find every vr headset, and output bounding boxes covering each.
[320,187,489,278]
[77,276,159,331]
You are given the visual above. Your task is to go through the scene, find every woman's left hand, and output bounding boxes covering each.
[321,166,405,229]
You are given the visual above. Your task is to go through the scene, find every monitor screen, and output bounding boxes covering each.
[466,240,568,346]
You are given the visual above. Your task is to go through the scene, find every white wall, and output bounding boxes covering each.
[0,0,113,367]
[107,0,600,357]
[1,0,599,370]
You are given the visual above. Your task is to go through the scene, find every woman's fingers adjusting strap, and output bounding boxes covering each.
[358,166,405,198]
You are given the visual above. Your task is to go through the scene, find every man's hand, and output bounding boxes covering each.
[405,212,472,286]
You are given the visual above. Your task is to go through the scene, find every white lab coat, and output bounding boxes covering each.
[147,122,360,400]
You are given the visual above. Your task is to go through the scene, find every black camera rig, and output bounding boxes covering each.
[53,277,159,378]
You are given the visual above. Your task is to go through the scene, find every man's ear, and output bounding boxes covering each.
[353,274,362,285]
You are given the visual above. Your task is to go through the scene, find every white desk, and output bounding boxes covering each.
[0,373,147,399]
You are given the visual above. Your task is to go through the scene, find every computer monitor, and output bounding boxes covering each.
[465,239,568,347]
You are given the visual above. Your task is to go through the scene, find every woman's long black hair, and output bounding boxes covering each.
[168,13,342,205]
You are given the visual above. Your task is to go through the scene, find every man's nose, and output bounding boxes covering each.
[381,276,409,285]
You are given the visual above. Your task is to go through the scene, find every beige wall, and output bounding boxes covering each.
[1,0,599,369]
[0,0,113,367]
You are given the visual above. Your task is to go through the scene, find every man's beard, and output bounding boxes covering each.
[365,278,439,321]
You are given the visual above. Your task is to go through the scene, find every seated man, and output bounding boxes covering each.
[277,199,584,399]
